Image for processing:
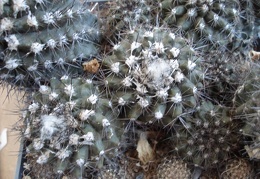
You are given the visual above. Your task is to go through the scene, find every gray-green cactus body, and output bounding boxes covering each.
[232,63,260,160]
[21,76,123,177]
[0,0,100,89]
[100,27,205,126]
[158,0,254,52]
[102,0,156,39]
[169,100,241,168]
[204,51,245,106]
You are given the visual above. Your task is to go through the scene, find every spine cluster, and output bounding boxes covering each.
[0,0,259,178]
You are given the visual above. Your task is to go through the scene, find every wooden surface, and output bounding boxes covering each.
[0,87,23,179]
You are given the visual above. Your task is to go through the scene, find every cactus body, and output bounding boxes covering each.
[20,76,123,177]
[0,0,100,89]
[169,100,241,168]
[100,27,205,126]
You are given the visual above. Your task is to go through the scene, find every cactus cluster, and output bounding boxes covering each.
[0,0,259,178]
[169,100,242,168]
[100,27,205,126]
[20,75,123,177]
[0,0,100,89]
[232,63,260,160]
[159,0,255,54]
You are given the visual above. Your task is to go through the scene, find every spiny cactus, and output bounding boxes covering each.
[19,76,124,178]
[158,0,254,53]
[221,159,253,179]
[232,62,260,160]
[168,100,242,168]
[100,0,156,39]
[203,50,248,106]
[0,0,100,90]
[99,27,206,127]
[156,157,191,179]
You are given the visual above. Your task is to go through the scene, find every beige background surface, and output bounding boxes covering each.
[0,87,23,179]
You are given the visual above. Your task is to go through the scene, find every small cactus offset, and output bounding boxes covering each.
[0,0,100,89]
[19,76,123,177]
[99,27,206,126]
[221,159,254,179]
[232,63,260,160]
[168,100,242,168]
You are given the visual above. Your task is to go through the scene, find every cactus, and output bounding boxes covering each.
[0,0,100,90]
[221,159,254,179]
[19,76,124,178]
[168,100,242,168]
[156,157,191,179]
[232,62,260,160]
[99,27,206,127]
[203,50,248,106]
[158,0,254,53]
[100,0,156,39]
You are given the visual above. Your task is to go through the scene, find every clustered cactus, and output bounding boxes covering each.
[0,0,259,178]
[0,0,100,89]
[20,75,124,177]
[100,27,205,126]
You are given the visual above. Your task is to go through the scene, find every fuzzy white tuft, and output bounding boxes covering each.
[169,60,179,70]
[66,9,73,18]
[4,58,21,70]
[155,110,163,120]
[135,82,148,94]
[174,71,184,83]
[44,60,52,69]
[126,55,139,67]
[170,47,180,58]
[111,62,120,74]
[12,0,29,17]
[79,109,95,121]
[156,87,169,99]
[169,33,175,40]
[69,134,79,145]
[87,94,98,104]
[33,138,44,150]
[154,42,165,54]
[39,85,51,95]
[171,93,182,103]
[27,63,38,71]
[0,18,13,32]
[28,102,39,113]
[64,84,75,96]
[30,42,45,54]
[76,159,85,167]
[49,92,58,100]
[56,148,71,161]
[46,39,56,49]
[118,97,126,105]
[137,96,149,108]
[24,124,31,138]
[79,132,94,145]
[36,151,50,164]
[143,31,153,38]
[187,60,196,70]
[122,76,132,87]
[40,115,65,140]
[61,75,69,80]
[42,12,55,25]
[5,35,19,51]
[27,12,38,28]
[193,86,197,94]
[102,118,110,127]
